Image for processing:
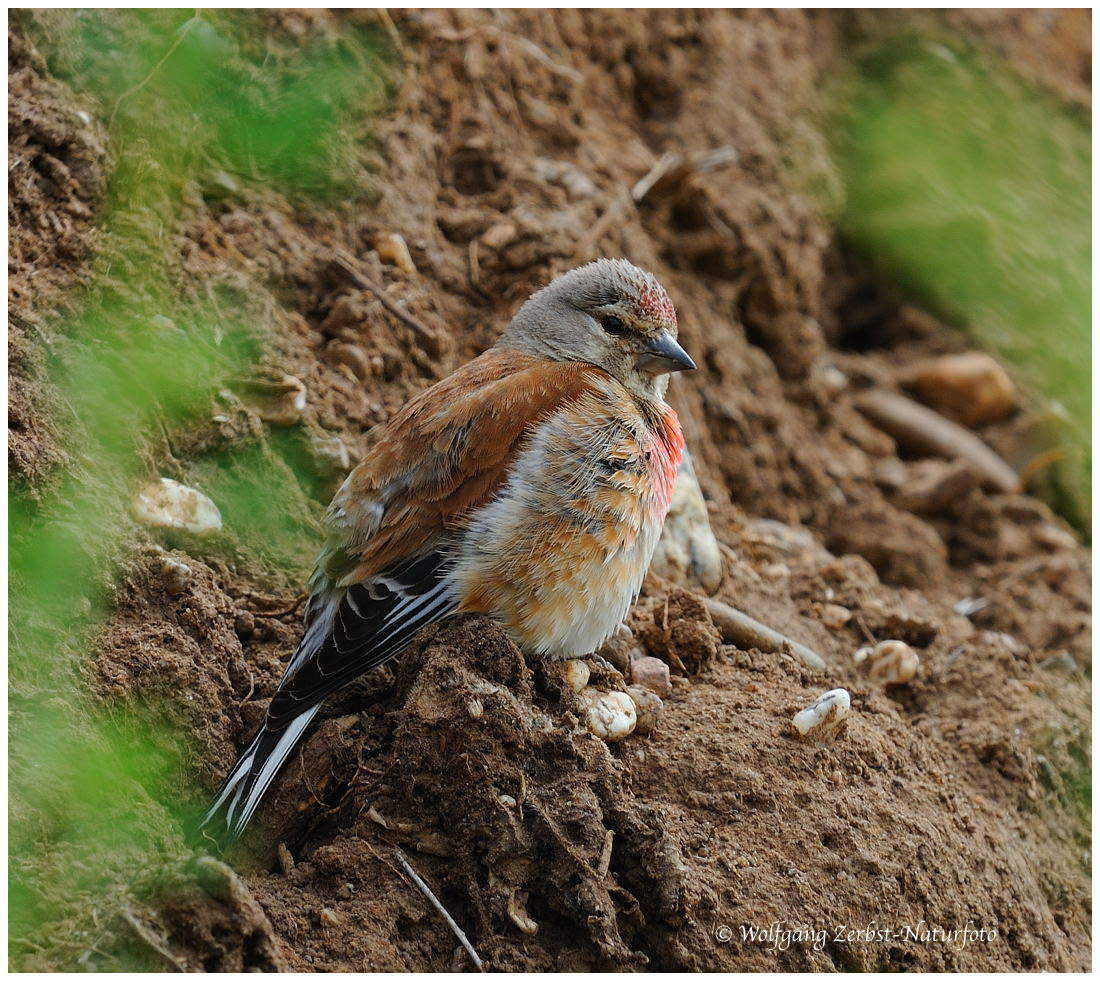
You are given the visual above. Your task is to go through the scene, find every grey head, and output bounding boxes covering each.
[496,258,695,402]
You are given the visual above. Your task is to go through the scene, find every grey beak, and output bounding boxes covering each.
[636,330,696,375]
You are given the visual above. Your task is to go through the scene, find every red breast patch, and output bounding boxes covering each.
[647,406,685,517]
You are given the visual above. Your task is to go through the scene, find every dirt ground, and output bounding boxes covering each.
[9,9,1091,972]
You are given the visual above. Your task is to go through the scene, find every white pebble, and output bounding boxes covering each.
[132,478,222,535]
[159,555,193,595]
[507,892,539,935]
[562,659,590,692]
[576,689,636,742]
[854,640,919,685]
[533,157,597,200]
[312,434,352,473]
[792,688,850,739]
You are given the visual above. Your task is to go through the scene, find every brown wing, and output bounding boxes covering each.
[320,347,608,589]
[278,347,608,696]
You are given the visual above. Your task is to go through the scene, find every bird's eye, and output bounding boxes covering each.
[601,315,626,335]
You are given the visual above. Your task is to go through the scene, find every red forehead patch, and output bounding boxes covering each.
[635,280,677,327]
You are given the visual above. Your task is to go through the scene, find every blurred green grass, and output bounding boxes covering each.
[829,38,1091,531]
[9,10,389,968]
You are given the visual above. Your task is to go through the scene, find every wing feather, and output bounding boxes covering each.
[325,350,607,586]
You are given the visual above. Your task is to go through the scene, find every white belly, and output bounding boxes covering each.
[450,403,668,659]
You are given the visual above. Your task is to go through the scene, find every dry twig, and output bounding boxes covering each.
[1017,445,1069,487]
[332,250,436,341]
[632,145,739,203]
[853,389,1018,493]
[506,34,583,82]
[704,597,826,670]
[598,829,614,877]
[121,909,188,972]
[467,238,481,286]
[251,593,306,618]
[374,9,410,62]
[109,12,200,128]
[393,847,484,972]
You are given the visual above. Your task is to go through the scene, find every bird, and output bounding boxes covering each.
[202,258,695,840]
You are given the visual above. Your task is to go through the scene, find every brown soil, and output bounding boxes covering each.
[9,9,1091,972]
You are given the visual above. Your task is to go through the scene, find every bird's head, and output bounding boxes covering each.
[499,258,695,401]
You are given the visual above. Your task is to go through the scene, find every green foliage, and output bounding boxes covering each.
[48,9,386,201]
[829,38,1091,530]
[191,438,324,579]
[9,10,389,968]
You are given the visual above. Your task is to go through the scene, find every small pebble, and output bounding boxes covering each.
[626,685,663,735]
[234,611,256,638]
[375,232,416,274]
[480,222,518,250]
[854,640,919,685]
[910,351,1016,427]
[792,688,850,740]
[745,517,821,556]
[893,459,978,516]
[597,624,640,674]
[498,794,517,808]
[630,656,671,698]
[820,602,852,631]
[240,374,308,425]
[318,907,340,928]
[816,362,849,395]
[563,659,590,692]
[329,342,373,381]
[1038,652,1078,674]
[1035,524,1079,553]
[159,556,192,595]
[533,157,597,200]
[874,458,909,492]
[311,433,352,475]
[132,478,222,535]
[576,689,637,742]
